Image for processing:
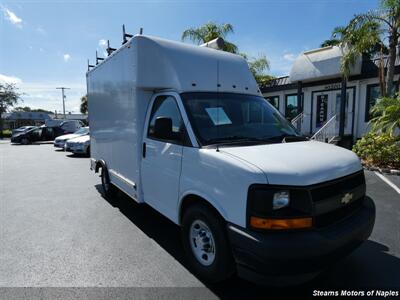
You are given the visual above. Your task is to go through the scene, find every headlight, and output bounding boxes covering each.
[272,191,290,210]
[247,185,312,230]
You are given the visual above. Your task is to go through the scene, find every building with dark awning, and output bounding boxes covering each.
[262,45,399,147]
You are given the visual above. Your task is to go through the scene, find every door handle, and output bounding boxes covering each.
[142,142,146,158]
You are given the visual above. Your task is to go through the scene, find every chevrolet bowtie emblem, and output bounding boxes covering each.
[341,193,353,205]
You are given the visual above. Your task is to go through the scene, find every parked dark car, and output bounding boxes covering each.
[11,126,38,136]
[11,126,65,144]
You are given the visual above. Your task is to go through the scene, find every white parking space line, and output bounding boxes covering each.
[374,171,400,195]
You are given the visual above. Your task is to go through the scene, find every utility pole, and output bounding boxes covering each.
[56,87,70,119]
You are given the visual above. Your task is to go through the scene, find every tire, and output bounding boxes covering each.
[86,146,90,157]
[181,203,235,283]
[21,138,30,145]
[101,167,118,199]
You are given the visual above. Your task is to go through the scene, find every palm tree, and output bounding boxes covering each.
[330,0,400,96]
[370,93,400,136]
[182,22,238,53]
[320,39,341,47]
[240,53,273,86]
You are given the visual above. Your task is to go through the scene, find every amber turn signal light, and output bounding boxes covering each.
[250,216,312,230]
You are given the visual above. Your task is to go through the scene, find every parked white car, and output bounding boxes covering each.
[65,134,90,156]
[54,127,89,149]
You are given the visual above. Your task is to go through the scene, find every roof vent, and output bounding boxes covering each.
[200,37,224,50]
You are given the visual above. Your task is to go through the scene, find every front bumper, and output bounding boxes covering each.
[66,144,86,154]
[54,141,66,148]
[227,196,375,283]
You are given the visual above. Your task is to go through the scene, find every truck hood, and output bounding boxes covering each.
[219,141,362,186]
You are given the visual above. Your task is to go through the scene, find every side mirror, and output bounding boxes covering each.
[154,117,173,140]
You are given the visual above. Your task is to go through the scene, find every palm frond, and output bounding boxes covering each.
[181,28,204,44]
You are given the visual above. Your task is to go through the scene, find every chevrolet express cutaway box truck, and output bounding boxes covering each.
[87,34,375,285]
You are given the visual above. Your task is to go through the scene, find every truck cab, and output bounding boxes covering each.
[87,35,375,285]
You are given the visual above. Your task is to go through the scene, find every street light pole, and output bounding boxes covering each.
[56,87,70,119]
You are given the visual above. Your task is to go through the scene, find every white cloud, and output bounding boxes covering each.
[0,74,22,84]
[36,26,46,35]
[98,39,108,57]
[99,39,107,47]
[18,81,86,113]
[2,7,22,28]
[63,54,71,62]
[283,53,297,62]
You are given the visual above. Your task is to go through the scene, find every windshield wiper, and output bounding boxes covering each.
[206,136,267,146]
[261,134,308,143]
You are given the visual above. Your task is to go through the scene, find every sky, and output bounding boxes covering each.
[0,0,380,114]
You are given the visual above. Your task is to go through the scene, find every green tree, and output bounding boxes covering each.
[0,83,22,138]
[14,107,53,114]
[320,39,341,47]
[241,53,274,87]
[370,93,400,136]
[329,0,400,96]
[31,108,53,114]
[14,106,31,112]
[182,22,238,53]
[80,95,88,114]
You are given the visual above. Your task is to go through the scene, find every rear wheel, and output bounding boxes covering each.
[86,146,90,157]
[101,167,117,199]
[181,203,235,283]
[21,137,30,145]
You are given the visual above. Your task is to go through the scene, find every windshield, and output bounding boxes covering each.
[74,127,89,135]
[181,92,300,146]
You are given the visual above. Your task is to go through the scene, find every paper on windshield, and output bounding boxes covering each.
[205,107,232,126]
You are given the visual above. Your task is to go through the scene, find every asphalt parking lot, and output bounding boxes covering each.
[1,141,399,299]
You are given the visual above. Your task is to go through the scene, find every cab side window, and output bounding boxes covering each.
[148,96,185,144]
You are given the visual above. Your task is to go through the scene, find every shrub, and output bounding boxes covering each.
[1,129,12,138]
[370,93,400,136]
[353,132,400,169]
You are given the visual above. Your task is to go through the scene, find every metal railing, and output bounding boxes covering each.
[291,112,304,132]
[311,114,338,143]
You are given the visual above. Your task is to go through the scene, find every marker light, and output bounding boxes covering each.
[273,191,290,210]
[250,216,312,230]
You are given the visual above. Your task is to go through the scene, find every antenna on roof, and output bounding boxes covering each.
[96,51,104,65]
[87,59,95,71]
[139,27,143,35]
[122,24,133,44]
[106,40,116,56]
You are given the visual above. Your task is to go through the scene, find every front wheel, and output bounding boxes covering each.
[181,203,235,283]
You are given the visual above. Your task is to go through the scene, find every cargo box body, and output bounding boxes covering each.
[87,35,259,201]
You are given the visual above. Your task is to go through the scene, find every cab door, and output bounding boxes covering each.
[141,94,186,221]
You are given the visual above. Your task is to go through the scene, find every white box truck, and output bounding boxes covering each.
[87,35,375,284]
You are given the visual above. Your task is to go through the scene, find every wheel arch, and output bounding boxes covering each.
[94,159,107,173]
[178,192,227,226]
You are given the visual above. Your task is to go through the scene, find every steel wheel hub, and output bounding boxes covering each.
[189,220,216,266]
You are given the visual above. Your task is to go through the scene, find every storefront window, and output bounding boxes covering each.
[265,96,279,110]
[365,84,380,122]
[285,94,303,121]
